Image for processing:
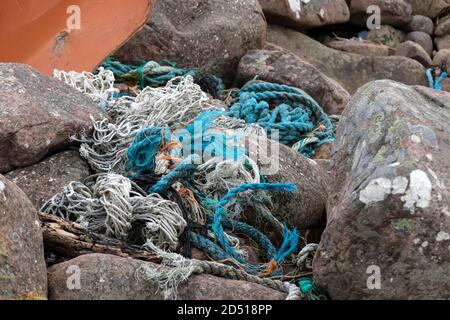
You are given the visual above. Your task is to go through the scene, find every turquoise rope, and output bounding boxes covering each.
[212,183,299,270]
[426,68,448,90]
[227,81,334,157]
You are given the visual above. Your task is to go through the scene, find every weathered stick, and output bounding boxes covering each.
[39,213,161,263]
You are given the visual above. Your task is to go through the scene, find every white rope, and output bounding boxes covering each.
[295,243,318,270]
[213,115,267,137]
[54,68,118,106]
[41,174,186,250]
[72,76,218,173]
[136,244,194,300]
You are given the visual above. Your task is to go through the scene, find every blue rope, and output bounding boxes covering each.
[181,110,246,162]
[205,214,277,262]
[212,183,298,269]
[102,57,225,96]
[149,155,200,194]
[299,277,327,300]
[126,127,172,176]
[426,68,448,90]
[226,81,335,157]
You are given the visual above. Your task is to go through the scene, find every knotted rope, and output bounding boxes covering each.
[227,81,335,158]
[41,173,186,251]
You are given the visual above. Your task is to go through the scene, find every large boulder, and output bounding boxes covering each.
[5,150,91,209]
[48,254,287,300]
[350,0,412,27]
[433,49,450,69]
[250,136,329,232]
[406,15,435,35]
[314,80,450,299]
[435,13,450,36]
[237,49,351,115]
[0,63,104,174]
[114,0,266,83]
[0,175,47,300]
[396,41,433,67]
[259,0,349,30]
[405,31,434,55]
[411,0,450,18]
[435,34,450,50]
[267,25,428,94]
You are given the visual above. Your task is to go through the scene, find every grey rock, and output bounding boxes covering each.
[406,15,434,35]
[396,41,433,67]
[259,0,349,30]
[411,0,450,18]
[314,80,450,299]
[350,0,412,27]
[267,25,427,94]
[5,150,91,209]
[0,175,47,300]
[435,14,450,36]
[435,34,450,50]
[237,49,351,115]
[0,63,104,174]
[406,31,434,55]
[48,254,287,300]
[114,0,266,84]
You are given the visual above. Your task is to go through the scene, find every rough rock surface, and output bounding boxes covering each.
[267,25,428,94]
[47,254,287,300]
[366,25,406,47]
[411,0,450,18]
[0,175,47,300]
[435,34,450,50]
[440,78,450,92]
[326,39,394,56]
[435,13,450,36]
[259,0,349,30]
[314,80,450,299]
[0,63,104,174]
[433,49,450,69]
[406,15,435,35]
[237,49,351,115]
[5,150,91,209]
[396,41,433,67]
[114,0,266,83]
[405,31,434,55]
[256,137,329,232]
[350,0,412,27]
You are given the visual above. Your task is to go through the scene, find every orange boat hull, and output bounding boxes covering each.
[0,0,155,75]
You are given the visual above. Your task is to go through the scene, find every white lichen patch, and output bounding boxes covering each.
[411,135,422,144]
[401,170,432,211]
[392,177,408,195]
[359,170,433,211]
[359,177,392,204]
[287,0,311,19]
[0,180,5,202]
[436,231,450,242]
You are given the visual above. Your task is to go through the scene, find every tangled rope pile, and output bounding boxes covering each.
[227,82,335,158]
[42,174,186,251]
[47,58,332,300]
[68,76,217,172]
[102,58,225,98]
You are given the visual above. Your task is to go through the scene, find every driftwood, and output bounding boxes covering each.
[39,213,161,263]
